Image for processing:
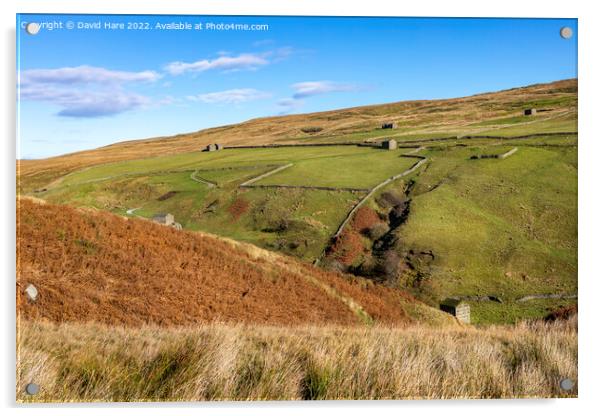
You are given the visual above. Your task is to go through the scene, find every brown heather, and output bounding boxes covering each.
[16,198,578,402]
[227,196,250,220]
[17,197,418,326]
[351,206,382,234]
[328,230,365,266]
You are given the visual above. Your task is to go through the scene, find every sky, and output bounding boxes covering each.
[16,15,577,159]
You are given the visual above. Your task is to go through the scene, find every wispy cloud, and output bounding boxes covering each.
[291,81,361,99]
[165,48,294,76]
[270,47,294,62]
[19,84,150,117]
[165,53,269,75]
[18,65,159,118]
[188,88,271,104]
[278,80,362,114]
[20,65,161,85]
[252,39,275,47]
[277,97,305,114]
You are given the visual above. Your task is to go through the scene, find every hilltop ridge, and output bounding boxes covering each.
[18,79,576,193]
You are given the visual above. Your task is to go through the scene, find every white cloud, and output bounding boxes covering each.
[291,81,360,99]
[19,83,149,117]
[188,88,271,104]
[165,48,294,75]
[277,80,362,114]
[18,65,159,118]
[20,65,161,85]
[165,53,269,75]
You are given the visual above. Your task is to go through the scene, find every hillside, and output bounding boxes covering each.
[305,141,577,323]
[28,134,578,324]
[16,78,578,325]
[17,197,451,327]
[17,79,576,193]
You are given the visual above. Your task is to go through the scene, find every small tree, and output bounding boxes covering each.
[377,191,405,209]
[367,222,389,241]
[376,249,401,284]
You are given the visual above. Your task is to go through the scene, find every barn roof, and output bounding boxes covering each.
[440,298,467,307]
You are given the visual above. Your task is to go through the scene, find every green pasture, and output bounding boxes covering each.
[396,144,577,323]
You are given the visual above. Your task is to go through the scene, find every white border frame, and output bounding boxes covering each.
[2,1,600,415]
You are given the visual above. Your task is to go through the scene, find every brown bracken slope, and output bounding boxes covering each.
[18,79,576,192]
[17,198,427,327]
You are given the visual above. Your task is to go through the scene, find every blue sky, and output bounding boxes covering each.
[17,15,577,159]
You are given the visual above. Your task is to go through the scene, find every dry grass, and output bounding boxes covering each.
[17,316,577,402]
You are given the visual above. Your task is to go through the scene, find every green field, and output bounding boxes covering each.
[32,133,578,324]
[57,146,408,186]
[476,114,577,137]
[256,149,417,188]
[42,145,423,262]
[394,143,577,322]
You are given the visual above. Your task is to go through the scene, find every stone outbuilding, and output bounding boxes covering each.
[152,213,183,230]
[152,213,175,226]
[524,108,537,116]
[440,298,471,324]
[381,122,397,129]
[205,144,217,152]
[381,139,398,150]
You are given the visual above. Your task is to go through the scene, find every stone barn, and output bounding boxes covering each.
[381,139,398,150]
[524,108,537,116]
[152,213,175,226]
[381,122,397,129]
[440,298,471,324]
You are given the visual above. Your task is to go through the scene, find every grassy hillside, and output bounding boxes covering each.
[17,317,577,402]
[403,143,576,319]
[18,197,448,327]
[16,79,578,325]
[17,79,576,193]
[23,138,578,324]
[324,137,577,324]
[37,146,417,261]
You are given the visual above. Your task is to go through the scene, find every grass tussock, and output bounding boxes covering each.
[17,317,577,402]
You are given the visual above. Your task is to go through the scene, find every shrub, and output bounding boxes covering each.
[389,202,409,224]
[227,197,250,220]
[251,195,294,232]
[328,230,364,266]
[157,191,178,201]
[322,258,347,273]
[367,223,389,241]
[376,250,401,283]
[202,199,220,214]
[351,206,381,234]
[376,191,405,209]
[301,126,323,134]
